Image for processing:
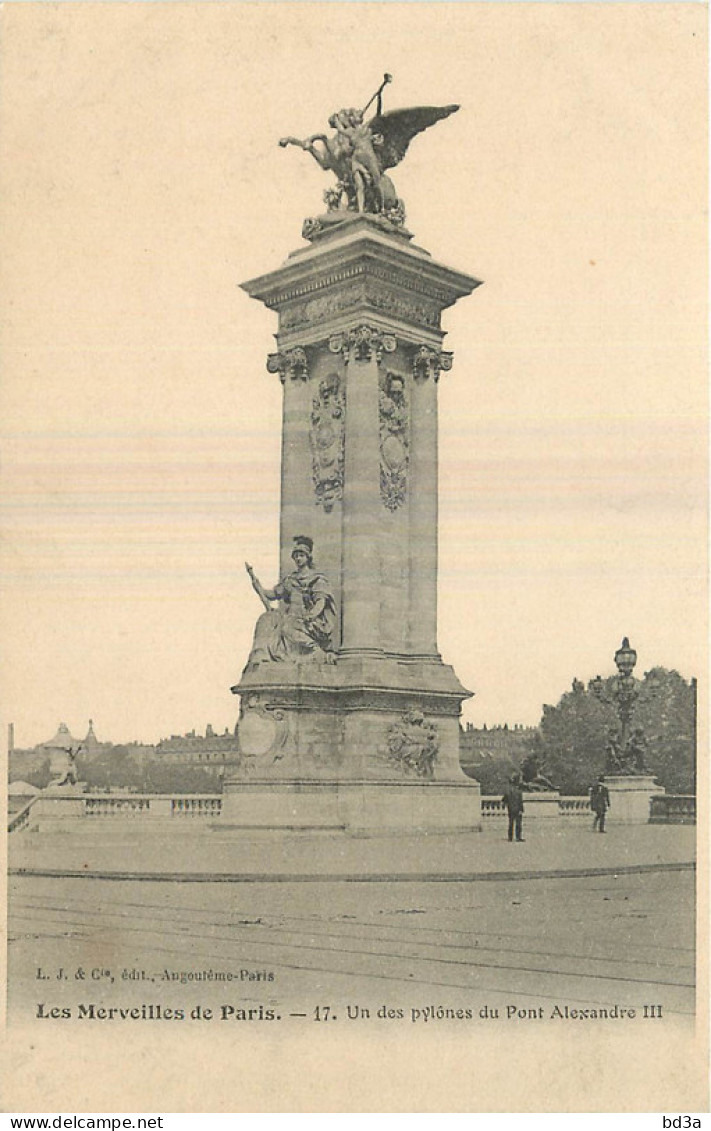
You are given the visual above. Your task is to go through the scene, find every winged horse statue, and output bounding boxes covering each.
[279,74,459,224]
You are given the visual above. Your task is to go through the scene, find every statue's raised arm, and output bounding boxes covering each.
[245,562,272,611]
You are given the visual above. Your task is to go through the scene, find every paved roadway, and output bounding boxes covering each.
[8,819,695,879]
[8,856,695,1027]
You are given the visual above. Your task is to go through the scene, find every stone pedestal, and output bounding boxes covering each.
[228,215,482,832]
[220,779,481,836]
[605,775,665,823]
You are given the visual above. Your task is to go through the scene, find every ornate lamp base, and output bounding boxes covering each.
[604,774,665,823]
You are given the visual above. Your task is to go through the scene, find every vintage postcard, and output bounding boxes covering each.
[1,2,707,1113]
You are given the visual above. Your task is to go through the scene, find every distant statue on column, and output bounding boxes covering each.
[53,744,82,788]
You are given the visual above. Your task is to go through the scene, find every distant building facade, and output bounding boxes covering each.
[153,725,239,775]
[8,719,240,788]
[460,722,537,761]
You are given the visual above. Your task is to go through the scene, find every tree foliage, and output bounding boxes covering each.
[9,756,52,790]
[634,668,696,794]
[140,762,221,795]
[75,746,223,794]
[461,752,523,794]
[77,745,139,791]
[533,668,696,795]
[530,679,617,794]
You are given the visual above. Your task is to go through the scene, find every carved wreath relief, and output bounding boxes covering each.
[310,373,345,512]
[379,371,409,511]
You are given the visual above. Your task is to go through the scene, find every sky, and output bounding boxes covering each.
[0,3,706,748]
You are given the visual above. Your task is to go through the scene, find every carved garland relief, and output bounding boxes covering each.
[280,283,367,332]
[279,281,441,333]
[310,373,345,513]
[367,284,440,330]
[266,334,453,512]
[379,370,409,511]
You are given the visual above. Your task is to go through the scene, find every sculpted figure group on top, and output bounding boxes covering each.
[279,74,459,225]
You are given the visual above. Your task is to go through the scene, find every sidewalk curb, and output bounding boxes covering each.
[8,861,695,884]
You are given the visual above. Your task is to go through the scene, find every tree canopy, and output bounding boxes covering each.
[75,747,222,794]
[531,668,696,795]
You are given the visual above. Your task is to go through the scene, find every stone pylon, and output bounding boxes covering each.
[225,214,482,832]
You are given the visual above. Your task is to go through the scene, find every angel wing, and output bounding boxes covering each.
[367,104,460,172]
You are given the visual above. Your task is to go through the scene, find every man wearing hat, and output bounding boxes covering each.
[246,536,336,662]
[501,772,525,842]
[589,775,611,833]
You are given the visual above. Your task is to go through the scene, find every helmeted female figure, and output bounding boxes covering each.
[245,537,336,664]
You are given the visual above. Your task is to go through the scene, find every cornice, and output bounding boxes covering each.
[241,234,481,315]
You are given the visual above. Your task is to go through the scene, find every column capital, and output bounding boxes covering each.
[329,324,398,363]
[411,345,454,382]
[267,347,309,384]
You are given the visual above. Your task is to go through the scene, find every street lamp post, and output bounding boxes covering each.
[591,637,647,775]
[594,638,664,822]
[613,636,638,754]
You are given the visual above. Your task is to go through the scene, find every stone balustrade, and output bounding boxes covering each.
[9,788,693,833]
[481,795,591,820]
[480,798,505,818]
[558,797,591,818]
[8,792,223,833]
[8,800,35,834]
[84,796,155,818]
[171,797,222,818]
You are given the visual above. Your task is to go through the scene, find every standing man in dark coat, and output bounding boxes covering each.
[502,772,525,842]
[589,775,611,833]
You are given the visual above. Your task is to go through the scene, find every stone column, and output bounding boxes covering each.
[268,348,311,578]
[337,326,393,655]
[234,222,480,813]
[408,346,452,657]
